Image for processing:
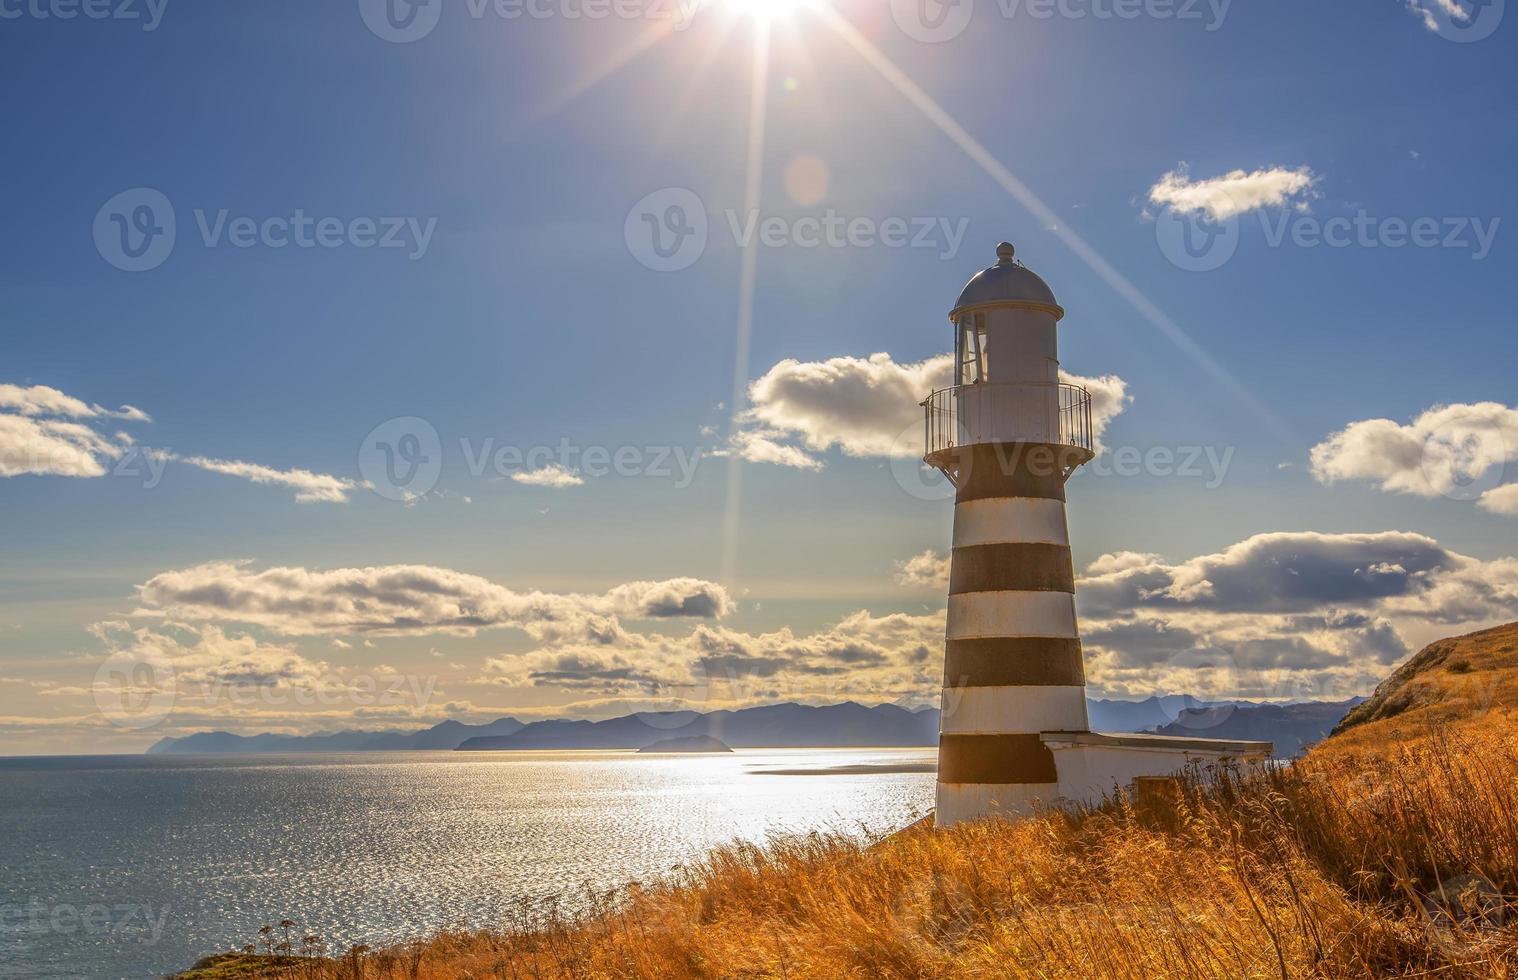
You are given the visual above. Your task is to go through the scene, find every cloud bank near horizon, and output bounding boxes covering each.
[134,561,735,637]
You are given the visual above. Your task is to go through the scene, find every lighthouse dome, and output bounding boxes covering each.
[953,242,1063,318]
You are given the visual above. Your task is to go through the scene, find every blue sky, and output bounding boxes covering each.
[2,0,1516,753]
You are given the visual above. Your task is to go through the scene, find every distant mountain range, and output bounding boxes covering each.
[146,697,1363,757]
[1156,699,1365,758]
[145,717,526,755]
[456,702,936,750]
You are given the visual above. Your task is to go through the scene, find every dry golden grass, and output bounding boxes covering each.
[193,724,1518,980]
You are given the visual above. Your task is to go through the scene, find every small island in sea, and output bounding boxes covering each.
[636,735,733,753]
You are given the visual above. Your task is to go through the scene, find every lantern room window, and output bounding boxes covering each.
[956,313,988,385]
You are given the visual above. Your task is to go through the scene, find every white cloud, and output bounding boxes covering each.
[116,623,326,689]
[895,550,950,588]
[0,383,149,422]
[0,383,148,478]
[730,353,1130,467]
[0,414,127,477]
[0,381,357,503]
[1083,551,1164,577]
[135,561,734,637]
[746,353,950,458]
[1070,373,1131,450]
[1310,402,1518,504]
[510,464,585,488]
[719,429,823,470]
[1480,484,1518,516]
[169,454,361,504]
[1148,164,1318,222]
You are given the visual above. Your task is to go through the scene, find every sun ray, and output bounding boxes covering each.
[531,19,686,122]
[814,2,1294,444]
[720,20,772,589]
[653,15,749,148]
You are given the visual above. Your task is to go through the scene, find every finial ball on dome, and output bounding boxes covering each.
[995,242,1015,264]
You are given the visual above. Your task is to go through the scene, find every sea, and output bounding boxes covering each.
[0,748,935,979]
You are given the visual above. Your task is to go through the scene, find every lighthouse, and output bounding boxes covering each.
[924,243,1271,828]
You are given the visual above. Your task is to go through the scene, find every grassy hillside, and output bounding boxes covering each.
[1328,621,1518,755]
[180,623,1518,979]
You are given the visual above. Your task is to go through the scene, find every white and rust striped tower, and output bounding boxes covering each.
[923,242,1096,827]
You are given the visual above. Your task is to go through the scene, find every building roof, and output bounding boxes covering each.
[953,242,1062,316]
[1039,730,1274,756]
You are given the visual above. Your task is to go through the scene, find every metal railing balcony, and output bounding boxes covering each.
[922,382,1095,464]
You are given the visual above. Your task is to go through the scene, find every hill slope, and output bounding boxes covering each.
[1328,620,1518,753]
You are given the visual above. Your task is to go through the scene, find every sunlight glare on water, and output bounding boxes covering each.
[0,748,934,978]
